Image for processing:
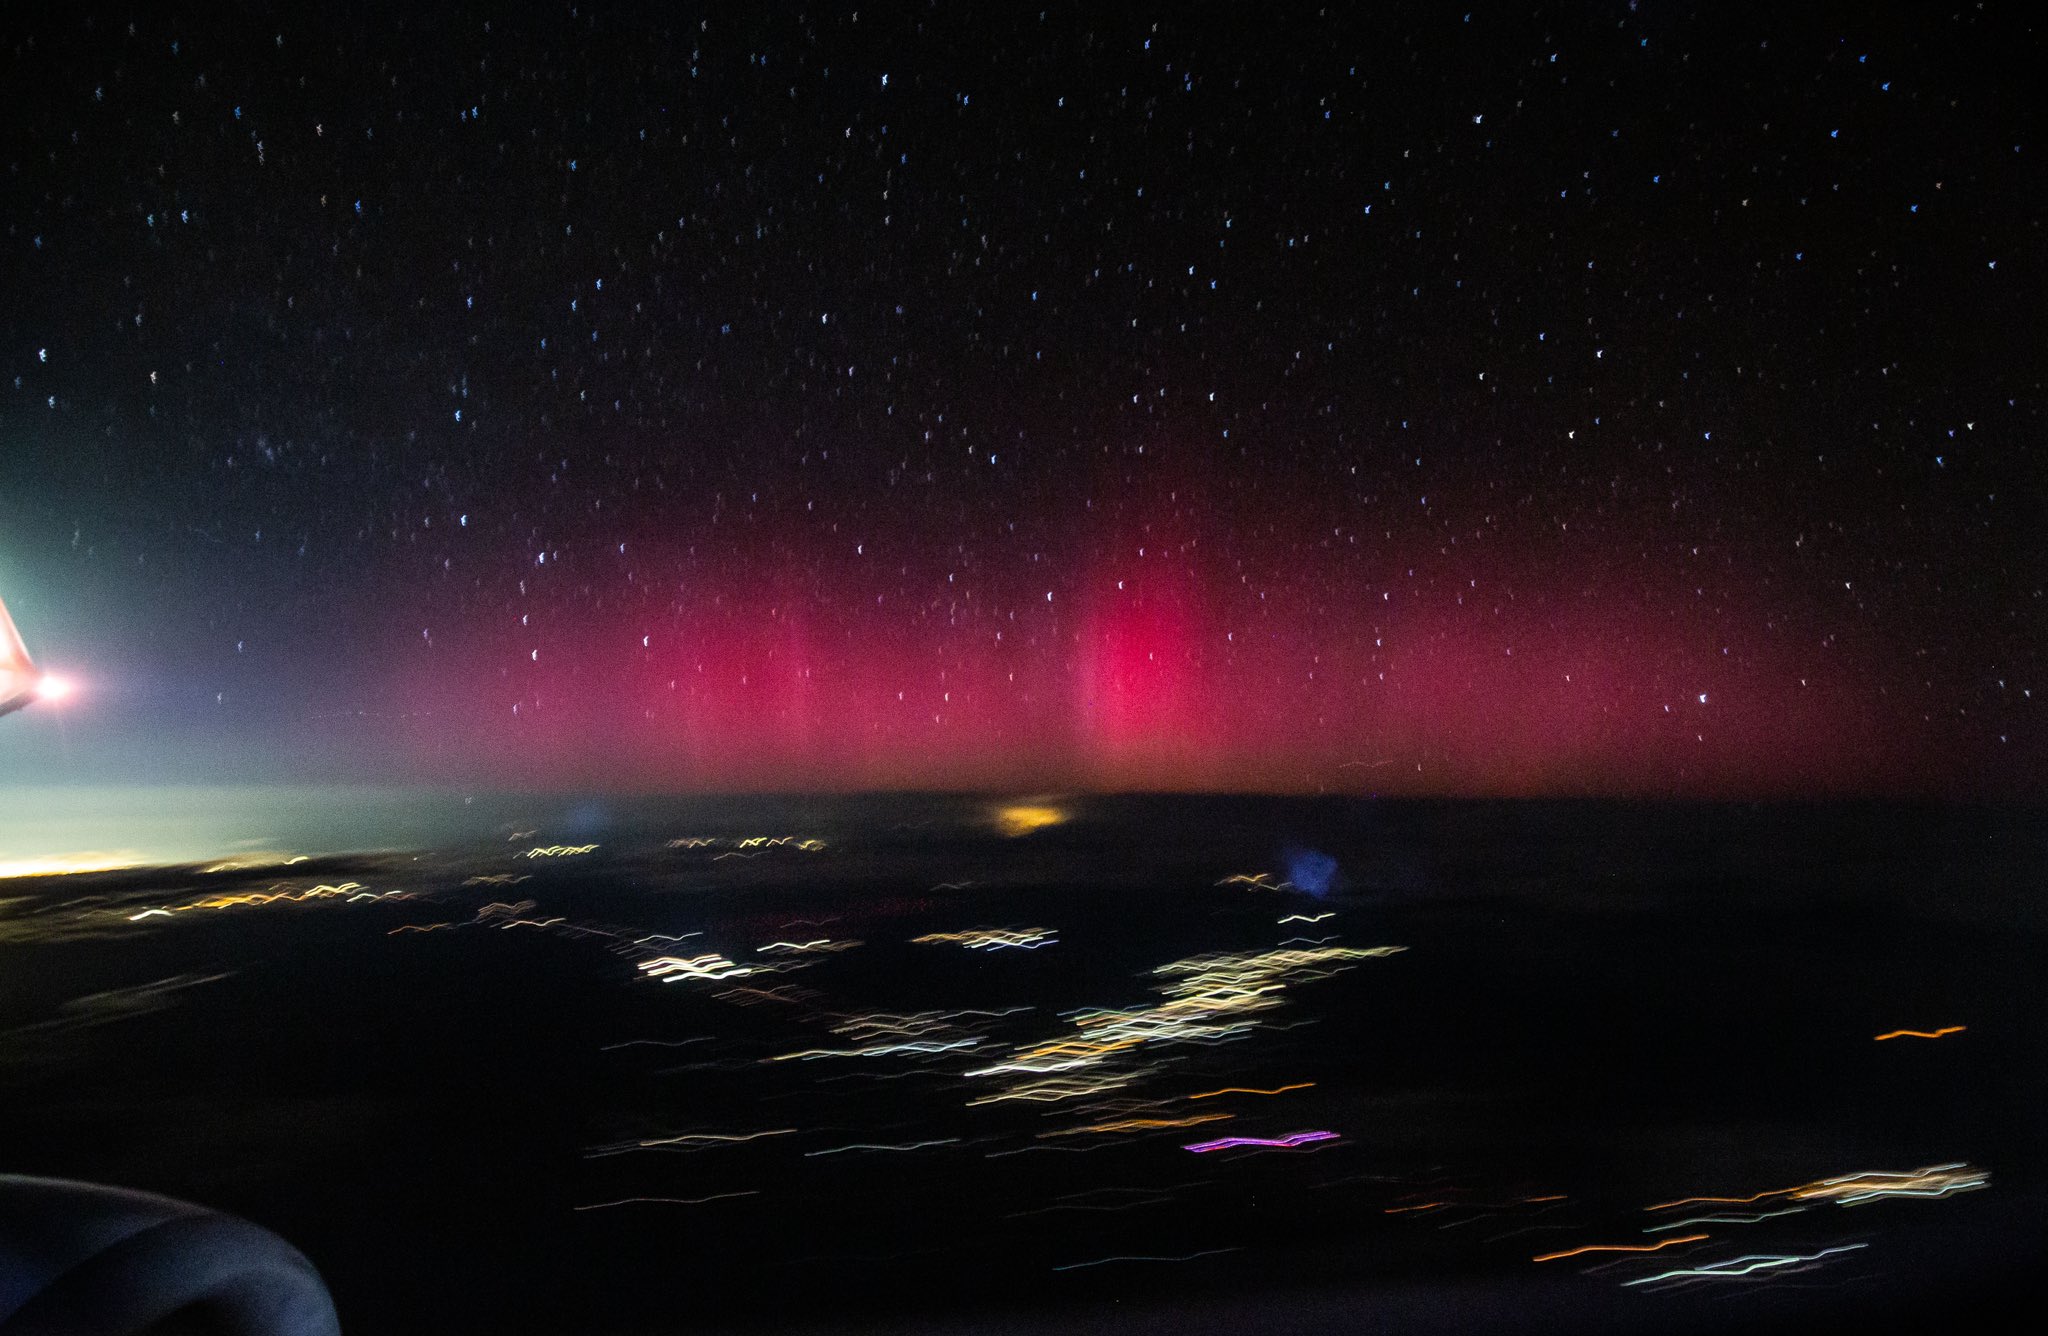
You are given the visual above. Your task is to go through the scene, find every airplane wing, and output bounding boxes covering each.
[0,593,41,719]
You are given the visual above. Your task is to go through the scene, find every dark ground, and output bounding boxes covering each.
[2,797,2042,1332]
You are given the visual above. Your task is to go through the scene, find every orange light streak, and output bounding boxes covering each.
[1042,1113,1233,1137]
[1186,1081,1315,1100]
[1532,1233,1708,1262]
[1647,1188,1791,1210]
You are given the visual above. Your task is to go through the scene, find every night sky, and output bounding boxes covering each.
[1,4,2041,797]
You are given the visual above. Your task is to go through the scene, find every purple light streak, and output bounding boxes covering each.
[1183,1130,1339,1153]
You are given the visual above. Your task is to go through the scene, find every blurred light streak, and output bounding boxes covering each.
[521,844,599,858]
[1154,944,1405,980]
[1873,1026,1966,1040]
[966,1074,1136,1105]
[1797,1163,1988,1205]
[1621,1244,1867,1286]
[636,1129,795,1147]
[4,972,235,1037]
[632,931,703,947]
[572,1192,758,1209]
[586,1128,794,1158]
[599,1037,712,1051]
[1185,1082,1315,1100]
[1041,1113,1233,1137]
[832,1007,1030,1039]
[715,984,822,1006]
[1052,1248,1239,1271]
[199,854,310,873]
[1648,1188,1786,1210]
[804,1138,960,1156]
[1647,1208,1806,1231]
[1216,873,1292,891]
[759,938,862,954]
[123,881,414,922]
[991,802,1069,837]
[1532,1233,1708,1262]
[912,927,1058,950]
[961,944,1399,1102]
[963,1057,1099,1076]
[639,953,753,981]
[1649,1163,1989,1212]
[983,1144,1114,1157]
[1183,1130,1337,1153]
[767,1038,983,1060]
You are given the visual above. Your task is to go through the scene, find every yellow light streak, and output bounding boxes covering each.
[991,802,1068,837]
[521,843,598,858]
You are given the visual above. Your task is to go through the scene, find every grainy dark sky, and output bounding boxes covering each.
[1,3,2041,795]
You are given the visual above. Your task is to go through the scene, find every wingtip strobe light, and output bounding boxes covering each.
[0,593,55,719]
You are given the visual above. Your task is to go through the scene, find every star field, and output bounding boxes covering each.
[1,3,2041,795]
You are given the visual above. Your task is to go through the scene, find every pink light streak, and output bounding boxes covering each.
[1183,1130,1339,1153]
